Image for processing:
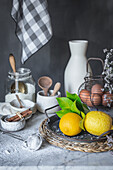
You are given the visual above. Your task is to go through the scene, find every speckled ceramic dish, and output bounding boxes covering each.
[10,99,36,114]
[0,114,26,131]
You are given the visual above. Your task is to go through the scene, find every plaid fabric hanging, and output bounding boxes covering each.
[11,0,52,63]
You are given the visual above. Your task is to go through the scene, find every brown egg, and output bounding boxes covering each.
[102,92,113,107]
[86,93,101,107]
[79,89,90,103]
[91,84,103,96]
[86,95,93,107]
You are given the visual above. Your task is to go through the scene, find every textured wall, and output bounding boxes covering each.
[0,0,113,101]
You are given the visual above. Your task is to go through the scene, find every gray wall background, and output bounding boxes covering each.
[0,0,113,101]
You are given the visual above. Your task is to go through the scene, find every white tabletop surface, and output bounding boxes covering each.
[0,106,113,170]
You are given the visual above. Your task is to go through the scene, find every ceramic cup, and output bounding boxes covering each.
[36,90,61,114]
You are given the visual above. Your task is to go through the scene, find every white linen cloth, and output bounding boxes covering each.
[0,103,16,116]
[11,0,52,63]
[0,102,37,116]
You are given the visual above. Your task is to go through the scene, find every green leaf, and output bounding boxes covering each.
[66,91,84,112]
[70,100,80,115]
[66,91,81,102]
[82,103,90,114]
[56,97,73,110]
[79,118,85,131]
[56,109,73,118]
[83,103,89,110]
[76,100,84,112]
[80,111,86,119]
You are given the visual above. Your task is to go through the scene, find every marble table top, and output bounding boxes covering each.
[0,110,113,169]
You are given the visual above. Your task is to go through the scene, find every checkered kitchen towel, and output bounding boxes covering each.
[11,0,52,63]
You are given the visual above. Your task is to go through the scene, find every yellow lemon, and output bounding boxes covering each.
[111,125,113,130]
[59,113,82,136]
[84,111,112,136]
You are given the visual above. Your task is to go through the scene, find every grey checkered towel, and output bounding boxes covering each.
[11,0,52,63]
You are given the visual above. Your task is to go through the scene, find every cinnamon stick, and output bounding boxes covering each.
[7,109,30,121]
[13,110,32,122]
[6,109,32,122]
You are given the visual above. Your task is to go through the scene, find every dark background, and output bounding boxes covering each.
[0,0,113,101]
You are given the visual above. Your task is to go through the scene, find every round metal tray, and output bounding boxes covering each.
[46,114,110,143]
[39,105,113,152]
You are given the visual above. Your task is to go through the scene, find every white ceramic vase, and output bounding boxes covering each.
[64,40,92,94]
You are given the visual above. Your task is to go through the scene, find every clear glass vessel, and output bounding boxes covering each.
[5,68,36,102]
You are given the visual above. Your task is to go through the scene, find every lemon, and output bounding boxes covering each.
[59,113,82,136]
[84,111,112,136]
[111,125,113,130]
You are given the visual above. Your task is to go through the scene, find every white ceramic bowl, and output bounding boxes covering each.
[36,90,61,114]
[0,114,26,131]
[10,99,36,114]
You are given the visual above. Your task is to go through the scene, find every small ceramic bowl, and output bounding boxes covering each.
[0,114,26,131]
[36,90,61,114]
[10,99,36,114]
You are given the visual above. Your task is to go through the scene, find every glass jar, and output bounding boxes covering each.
[5,68,36,102]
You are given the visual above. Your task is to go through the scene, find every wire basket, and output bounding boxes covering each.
[78,58,113,109]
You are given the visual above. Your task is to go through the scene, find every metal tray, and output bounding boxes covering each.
[45,105,113,143]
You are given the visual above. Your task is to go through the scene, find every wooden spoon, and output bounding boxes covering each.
[9,54,16,73]
[38,76,52,96]
[51,82,61,96]
[9,54,27,94]
[15,94,24,108]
